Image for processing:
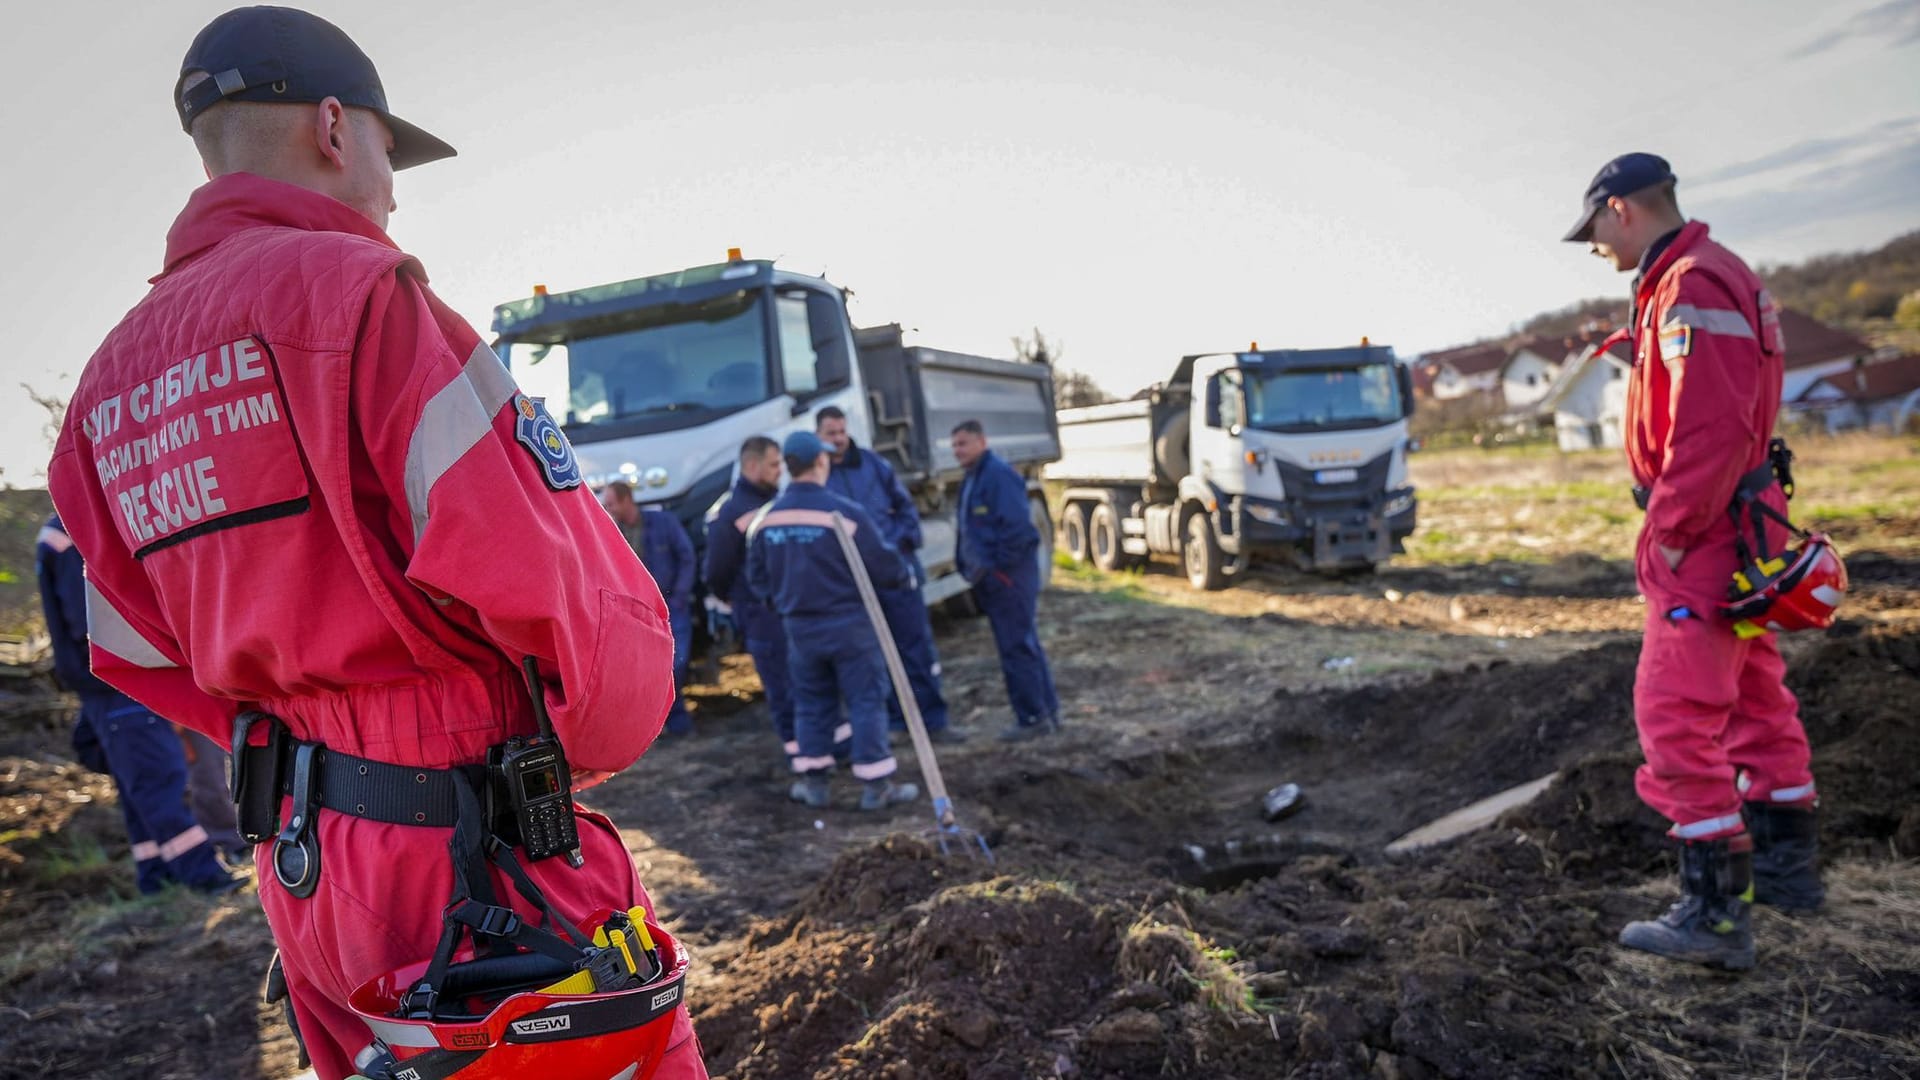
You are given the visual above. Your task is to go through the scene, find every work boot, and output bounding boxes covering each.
[1619,836,1756,971]
[995,717,1059,743]
[859,779,920,811]
[789,772,831,809]
[1746,801,1825,911]
[925,726,969,745]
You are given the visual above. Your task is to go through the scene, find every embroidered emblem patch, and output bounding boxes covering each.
[513,393,581,490]
[1658,324,1693,365]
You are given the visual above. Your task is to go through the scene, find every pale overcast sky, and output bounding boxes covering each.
[3,0,1917,484]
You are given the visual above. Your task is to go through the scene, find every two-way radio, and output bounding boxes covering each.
[490,656,583,867]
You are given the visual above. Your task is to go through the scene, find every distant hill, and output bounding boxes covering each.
[1511,229,1920,342]
[0,489,53,635]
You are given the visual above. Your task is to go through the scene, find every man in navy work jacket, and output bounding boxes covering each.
[747,432,921,810]
[35,515,240,894]
[817,407,966,744]
[952,420,1061,741]
[705,436,800,758]
[602,481,698,734]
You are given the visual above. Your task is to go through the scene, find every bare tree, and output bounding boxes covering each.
[24,384,65,451]
[1012,327,1060,367]
[1054,370,1114,410]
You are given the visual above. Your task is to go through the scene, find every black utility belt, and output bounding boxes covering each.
[231,711,581,899]
[1630,457,1776,516]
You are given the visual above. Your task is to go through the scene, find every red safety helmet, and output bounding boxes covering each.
[346,910,689,1080]
[1721,532,1848,633]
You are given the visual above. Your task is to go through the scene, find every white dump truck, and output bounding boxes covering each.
[492,255,1061,613]
[1045,344,1417,589]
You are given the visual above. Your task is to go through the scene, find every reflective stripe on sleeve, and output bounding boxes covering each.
[35,525,73,553]
[1662,304,1755,339]
[403,341,520,543]
[1670,812,1745,840]
[85,579,177,669]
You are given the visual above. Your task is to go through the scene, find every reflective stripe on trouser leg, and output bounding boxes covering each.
[1671,812,1747,840]
[1718,632,1815,806]
[787,631,841,771]
[97,696,230,889]
[837,635,896,780]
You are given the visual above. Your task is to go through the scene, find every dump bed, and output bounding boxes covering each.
[1045,399,1157,485]
[854,324,1060,488]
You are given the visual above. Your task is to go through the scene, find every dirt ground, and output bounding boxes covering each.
[2,442,1918,1079]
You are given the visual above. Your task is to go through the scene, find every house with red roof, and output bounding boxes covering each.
[1775,309,1873,402]
[1792,353,1920,433]
[1542,337,1634,450]
[1420,342,1507,401]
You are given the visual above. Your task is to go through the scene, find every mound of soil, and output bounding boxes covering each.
[696,623,1920,1078]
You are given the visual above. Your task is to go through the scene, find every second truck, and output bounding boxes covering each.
[1045,344,1418,590]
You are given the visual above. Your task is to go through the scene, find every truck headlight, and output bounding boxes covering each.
[1382,492,1415,518]
[1246,503,1288,525]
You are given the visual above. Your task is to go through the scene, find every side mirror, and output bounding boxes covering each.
[1397,364,1416,417]
[1405,437,1423,454]
[1204,376,1223,428]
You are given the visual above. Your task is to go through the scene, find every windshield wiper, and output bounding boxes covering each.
[627,401,713,415]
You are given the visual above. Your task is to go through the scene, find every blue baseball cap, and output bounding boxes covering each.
[1563,153,1676,242]
[782,431,828,462]
[176,6,456,171]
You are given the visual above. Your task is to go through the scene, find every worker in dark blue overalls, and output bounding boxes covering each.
[601,481,697,734]
[747,432,919,811]
[35,516,240,894]
[817,407,966,744]
[706,435,800,759]
[951,420,1061,741]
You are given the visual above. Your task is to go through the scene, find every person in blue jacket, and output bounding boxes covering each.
[816,407,965,744]
[951,420,1061,741]
[705,436,800,758]
[601,481,698,734]
[35,515,240,894]
[747,432,920,811]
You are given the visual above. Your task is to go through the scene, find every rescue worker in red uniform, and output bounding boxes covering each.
[1565,153,1822,971]
[47,8,704,1077]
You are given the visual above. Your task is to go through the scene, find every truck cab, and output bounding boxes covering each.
[1050,344,1417,589]
[496,258,873,542]
[493,256,1060,613]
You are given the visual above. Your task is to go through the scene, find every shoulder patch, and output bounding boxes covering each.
[1659,324,1692,365]
[512,393,581,490]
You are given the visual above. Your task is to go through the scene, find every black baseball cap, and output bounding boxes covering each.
[1562,153,1676,242]
[175,6,455,171]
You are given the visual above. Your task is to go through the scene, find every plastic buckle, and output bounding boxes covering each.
[401,982,439,1021]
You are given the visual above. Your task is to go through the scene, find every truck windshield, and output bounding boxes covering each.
[1243,364,1403,432]
[502,290,771,437]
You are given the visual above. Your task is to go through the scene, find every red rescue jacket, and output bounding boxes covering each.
[47,173,675,773]
[1625,221,1786,554]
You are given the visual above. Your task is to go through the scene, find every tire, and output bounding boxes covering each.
[1061,502,1091,564]
[1090,503,1126,572]
[1031,497,1055,588]
[1185,512,1227,591]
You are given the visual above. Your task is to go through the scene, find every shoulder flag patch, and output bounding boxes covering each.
[513,393,582,490]
[1659,324,1693,365]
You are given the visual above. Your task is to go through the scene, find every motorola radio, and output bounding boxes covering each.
[491,656,583,867]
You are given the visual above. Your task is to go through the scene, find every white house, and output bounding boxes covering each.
[1545,340,1632,451]
[1420,343,1508,401]
[1791,354,1920,434]
[1500,336,1573,412]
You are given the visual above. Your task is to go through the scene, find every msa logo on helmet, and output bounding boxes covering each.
[651,986,681,1011]
[510,1014,573,1037]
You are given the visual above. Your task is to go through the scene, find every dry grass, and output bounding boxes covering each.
[1597,859,1920,1079]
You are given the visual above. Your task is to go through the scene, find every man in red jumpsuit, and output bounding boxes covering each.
[47,8,705,1076]
[1565,153,1822,971]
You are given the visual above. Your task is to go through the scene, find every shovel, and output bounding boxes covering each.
[827,511,992,862]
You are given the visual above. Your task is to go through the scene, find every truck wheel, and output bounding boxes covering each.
[1061,502,1091,564]
[1090,503,1126,572]
[1185,513,1227,591]
[1031,497,1055,588]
